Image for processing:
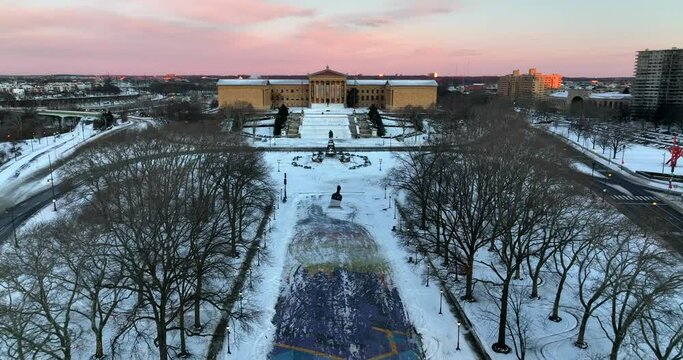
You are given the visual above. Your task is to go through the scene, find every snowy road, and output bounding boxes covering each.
[269,199,422,359]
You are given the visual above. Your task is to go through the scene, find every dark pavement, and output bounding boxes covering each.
[0,185,62,244]
[569,151,683,255]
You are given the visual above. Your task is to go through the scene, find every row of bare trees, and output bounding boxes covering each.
[0,127,273,360]
[390,102,683,359]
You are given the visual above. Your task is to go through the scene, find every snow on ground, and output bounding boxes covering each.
[549,124,677,176]
[570,162,606,178]
[0,120,139,209]
[300,113,352,139]
[545,123,683,193]
[228,152,475,359]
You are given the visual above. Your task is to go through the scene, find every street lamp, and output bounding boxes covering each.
[277,159,281,172]
[257,245,261,266]
[48,154,56,211]
[439,289,443,314]
[379,158,382,171]
[456,321,461,351]
[249,266,253,290]
[426,264,430,287]
[5,208,16,244]
[388,195,392,209]
[283,173,288,203]
[226,325,232,354]
[239,291,243,317]
[384,185,387,199]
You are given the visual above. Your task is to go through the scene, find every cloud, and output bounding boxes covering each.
[129,0,316,25]
[336,0,458,29]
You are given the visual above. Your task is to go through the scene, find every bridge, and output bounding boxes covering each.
[0,94,140,108]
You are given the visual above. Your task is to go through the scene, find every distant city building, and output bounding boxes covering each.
[631,48,683,121]
[497,68,563,99]
[549,89,630,112]
[217,67,438,110]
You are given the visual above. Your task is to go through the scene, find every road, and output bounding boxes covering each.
[0,185,63,244]
[568,148,683,254]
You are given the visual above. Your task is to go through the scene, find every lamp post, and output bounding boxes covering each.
[263,234,267,249]
[48,154,56,211]
[426,264,430,287]
[5,208,16,243]
[273,205,276,221]
[239,291,243,317]
[283,173,287,203]
[456,321,461,350]
[388,195,392,209]
[277,159,281,172]
[439,289,443,314]
[393,202,397,220]
[384,185,387,199]
[226,325,232,354]
[257,245,261,266]
[379,158,382,171]
[249,266,253,290]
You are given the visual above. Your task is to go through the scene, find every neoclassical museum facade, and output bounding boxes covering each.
[217,67,438,111]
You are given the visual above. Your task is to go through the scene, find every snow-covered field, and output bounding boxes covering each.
[549,123,680,176]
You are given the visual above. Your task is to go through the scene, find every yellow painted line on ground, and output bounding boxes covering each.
[368,327,399,360]
[274,343,345,360]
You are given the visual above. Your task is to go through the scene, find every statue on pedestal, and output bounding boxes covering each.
[329,130,334,139]
[330,185,342,207]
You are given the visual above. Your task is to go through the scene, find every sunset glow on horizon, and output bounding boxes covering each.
[0,0,681,77]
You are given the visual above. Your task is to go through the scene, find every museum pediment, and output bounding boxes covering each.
[309,66,347,79]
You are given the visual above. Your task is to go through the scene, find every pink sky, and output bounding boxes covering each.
[0,0,681,76]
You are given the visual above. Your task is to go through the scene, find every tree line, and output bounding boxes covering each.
[0,127,274,359]
[390,99,683,359]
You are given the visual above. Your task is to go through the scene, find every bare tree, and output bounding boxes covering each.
[548,205,609,321]
[55,216,132,359]
[598,239,683,360]
[634,299,683,360]
[0,223,83,360]
[442,150,500,301]
[575,221,639,349]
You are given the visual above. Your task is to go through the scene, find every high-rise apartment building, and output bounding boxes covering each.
[631,48,683,120]
[497,68,562,99]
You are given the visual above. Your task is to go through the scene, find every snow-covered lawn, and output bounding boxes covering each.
[549,123,678,176]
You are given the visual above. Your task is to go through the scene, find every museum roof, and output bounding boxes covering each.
[387,80,438,87]
[347,80,388,86]
[217,79,269,86]
[268,79,309,85]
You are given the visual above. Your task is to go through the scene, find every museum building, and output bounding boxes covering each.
[217,67,438,111]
